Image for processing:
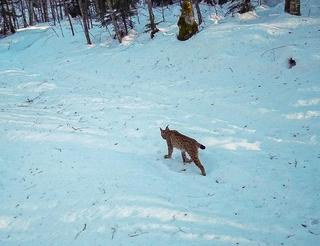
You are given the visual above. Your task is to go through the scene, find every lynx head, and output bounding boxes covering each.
[160,125,170,139]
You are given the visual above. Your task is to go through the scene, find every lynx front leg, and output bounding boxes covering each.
[181,151,192,163]
[164,140,173,159]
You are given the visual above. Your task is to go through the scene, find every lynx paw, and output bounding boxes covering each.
[164,155,171,159]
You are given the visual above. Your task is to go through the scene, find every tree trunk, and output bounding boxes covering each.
[49,0,56,25]
[39,2,45,22]
[161,0,165,22]
[147,0,158,38]
[43,0,49,22]
[10,0,19,29]
[289,0,300,16]
[106,0,122,43]
[284,0,290,13]
[96,0,106,21]
[1,0,8,35]
[88,3,93,29]
[121,12,128,35]
[27,0,34,25]
[59,0,64,19]
[4,0,15,33]
[195,0,202,25]
[285,0,300,16]
[79,0,92,44]
[64,0,75,36]
[111,11,122,42]
[20,0,28,27]
[54,0,61,22]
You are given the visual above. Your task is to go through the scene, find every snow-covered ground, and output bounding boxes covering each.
[0,1,320,245]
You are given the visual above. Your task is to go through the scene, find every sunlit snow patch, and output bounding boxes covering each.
[203,137,261,151]
[17,25,50,32]
[237,11,258,20]
[17,81,56,92]
[210,14,224,24]
[121,30,138,46]
[294,98,320,107]
[285,111,320,120]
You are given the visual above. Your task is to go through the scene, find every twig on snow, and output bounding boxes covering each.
[24,184,37,190]
[25,93,43,104]
[111,227,117,240]
[71,126,81,131]
[178,227,186,233]
[128,230,148,237]
[74,223,87,240]
[308,230,320,236]
[260,44,297,57]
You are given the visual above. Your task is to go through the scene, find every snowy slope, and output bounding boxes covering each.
[0,1,320,245]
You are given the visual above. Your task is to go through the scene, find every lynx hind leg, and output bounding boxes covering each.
[190,154,206,176]
[181,151,192,163]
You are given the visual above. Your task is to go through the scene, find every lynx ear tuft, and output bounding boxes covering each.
[165,125,169,130]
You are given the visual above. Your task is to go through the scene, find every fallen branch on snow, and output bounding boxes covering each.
[25,93,43,104]
[260,44,297,57]
[111,227,117,240]
[74,223,87,240]
[128,230,148,237]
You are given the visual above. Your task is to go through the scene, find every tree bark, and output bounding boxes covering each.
[59,0,64,19]
[285,0,290,13]
[20,0,28,27]
[195,0,202,25]
[95,0,106,21]
[1,0,8,35]
[43,0,49,22]
[161,0,165,22]
[285,0,300,16]
[64,0,75,36]
[53,0,60,22]
[289,0,300,16]
[11,0,19,29]
[49,0,56,25]
[79,0,92,44]
[111,11,122,42]
[121,12,128,35]
[147,0,158,38]
[106,0,122,43]
[38,1,45,22]
[4,0,15,33]
[27,0,34,25]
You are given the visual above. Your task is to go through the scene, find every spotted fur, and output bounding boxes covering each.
[160,126,206,176]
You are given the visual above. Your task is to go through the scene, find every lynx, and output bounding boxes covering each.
[160,126,206,176]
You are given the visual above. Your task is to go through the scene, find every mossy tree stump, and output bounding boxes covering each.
[177,0,198,41]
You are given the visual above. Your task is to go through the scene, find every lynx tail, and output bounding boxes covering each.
[199,144,206,150]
